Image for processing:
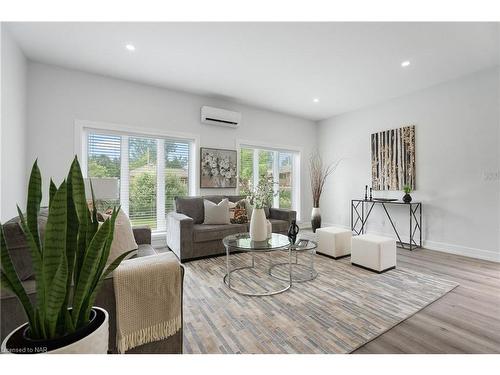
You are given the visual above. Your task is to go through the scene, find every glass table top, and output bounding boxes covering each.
[289,238,317,251]
[223,233,290,251]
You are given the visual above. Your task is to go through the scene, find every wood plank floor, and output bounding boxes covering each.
[352,247,500,353]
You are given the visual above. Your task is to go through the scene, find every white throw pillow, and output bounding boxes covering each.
[203,198,230,225]
[101,209,139,265]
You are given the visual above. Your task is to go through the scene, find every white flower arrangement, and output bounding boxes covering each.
[201,150,236,181]
[247,176,277,209]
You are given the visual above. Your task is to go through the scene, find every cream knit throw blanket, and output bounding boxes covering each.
[113,252,182,353]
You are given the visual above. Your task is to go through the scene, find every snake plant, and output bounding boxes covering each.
[0,156,133,340]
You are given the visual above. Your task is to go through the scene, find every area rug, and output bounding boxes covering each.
[182,250,458,353]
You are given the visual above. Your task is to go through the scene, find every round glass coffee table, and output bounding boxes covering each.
[223,233,292,296]
[269,239,318,282]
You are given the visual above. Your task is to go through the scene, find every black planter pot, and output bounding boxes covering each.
[2,307,105,354]
[403,193,412,203]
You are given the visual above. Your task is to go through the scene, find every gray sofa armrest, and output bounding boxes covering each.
[166,212,194,262]
[133,226,152,245]
[269,208,296,224]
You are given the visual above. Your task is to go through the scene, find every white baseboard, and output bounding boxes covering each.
[319,222,500,263]
[153,222,500,263]
[421,239,500,263]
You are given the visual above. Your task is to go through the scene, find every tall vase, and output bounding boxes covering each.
[311,207,321,233]
[250,208,267,241]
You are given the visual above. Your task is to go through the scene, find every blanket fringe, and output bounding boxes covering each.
[117,315,182,354]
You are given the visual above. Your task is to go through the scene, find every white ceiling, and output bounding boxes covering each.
[6,22,500,121]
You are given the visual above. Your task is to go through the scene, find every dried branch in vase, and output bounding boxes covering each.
[309,153,341,208]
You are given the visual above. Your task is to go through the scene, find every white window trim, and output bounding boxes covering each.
[75,119,199,236]
[235,138,302,220]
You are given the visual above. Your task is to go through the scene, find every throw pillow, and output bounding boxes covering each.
[234,199,250,221]
[3,210,49,281]
[228,201,237,220]
[101,209,138,265]
[231,208,248,224]
[203,198,230,225]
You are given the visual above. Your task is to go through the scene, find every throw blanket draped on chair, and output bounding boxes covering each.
[113,252,182,353]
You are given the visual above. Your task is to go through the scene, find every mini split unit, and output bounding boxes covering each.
[201,106,241,128]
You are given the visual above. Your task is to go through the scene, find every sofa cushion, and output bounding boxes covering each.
[2,208,49,281]
[203,198,230,225]
[101,210,138,265]
[202,195,223,204]
[175,197,204,224]
[193,223,247,243]
[225,195,245,203]
[264,207,270,218]
[269,219,289,233]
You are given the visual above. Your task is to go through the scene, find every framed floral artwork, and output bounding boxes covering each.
[200,147,237,188]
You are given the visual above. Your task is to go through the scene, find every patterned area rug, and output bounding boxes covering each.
[182,246,458,353]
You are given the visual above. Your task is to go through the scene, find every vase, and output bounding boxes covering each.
[1,307,109,354]
[266,220,272,239]
[403,193,412,203]
[311,207,321,233]
[250,208,268,241]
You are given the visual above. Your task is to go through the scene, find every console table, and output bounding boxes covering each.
[351,199,422,251]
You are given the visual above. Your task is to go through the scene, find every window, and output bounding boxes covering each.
[87,133,121,210]
[278,152,293,209]
[239,145,299,213]
[128,136,158,229]
[86,130,192,232]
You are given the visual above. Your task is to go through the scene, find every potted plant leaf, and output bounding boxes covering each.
[1,157,134,354]
[403,184,413,203]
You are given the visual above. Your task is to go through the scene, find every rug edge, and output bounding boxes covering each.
[347,282,460,354]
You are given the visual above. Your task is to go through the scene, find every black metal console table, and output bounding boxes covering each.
[351,199,422,251]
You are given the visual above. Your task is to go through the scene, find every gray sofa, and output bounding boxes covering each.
[166,195,296,262]
[1,210,183,354]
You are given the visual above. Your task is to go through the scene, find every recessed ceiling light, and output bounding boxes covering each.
[125,44,136,51]
[401,60,411,67]
[313,98,320,103]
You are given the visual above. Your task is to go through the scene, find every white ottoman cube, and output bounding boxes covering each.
[351,234,396,273]
[316,227,352,259]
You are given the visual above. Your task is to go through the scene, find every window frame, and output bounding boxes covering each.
[75,119,199,233]
[235,139,301,220]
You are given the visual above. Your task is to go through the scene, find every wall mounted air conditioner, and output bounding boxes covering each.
[201,106,241,128]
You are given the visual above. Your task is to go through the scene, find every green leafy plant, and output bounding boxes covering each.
[0,157,134,340]
[246,175,277,209]
[403,184,412,194]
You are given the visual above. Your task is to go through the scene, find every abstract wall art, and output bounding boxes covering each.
[371,125,415,191]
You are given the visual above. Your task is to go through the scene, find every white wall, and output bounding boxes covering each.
[318,67,500,262]
[26,62,316,222]
[1,25,27,222]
